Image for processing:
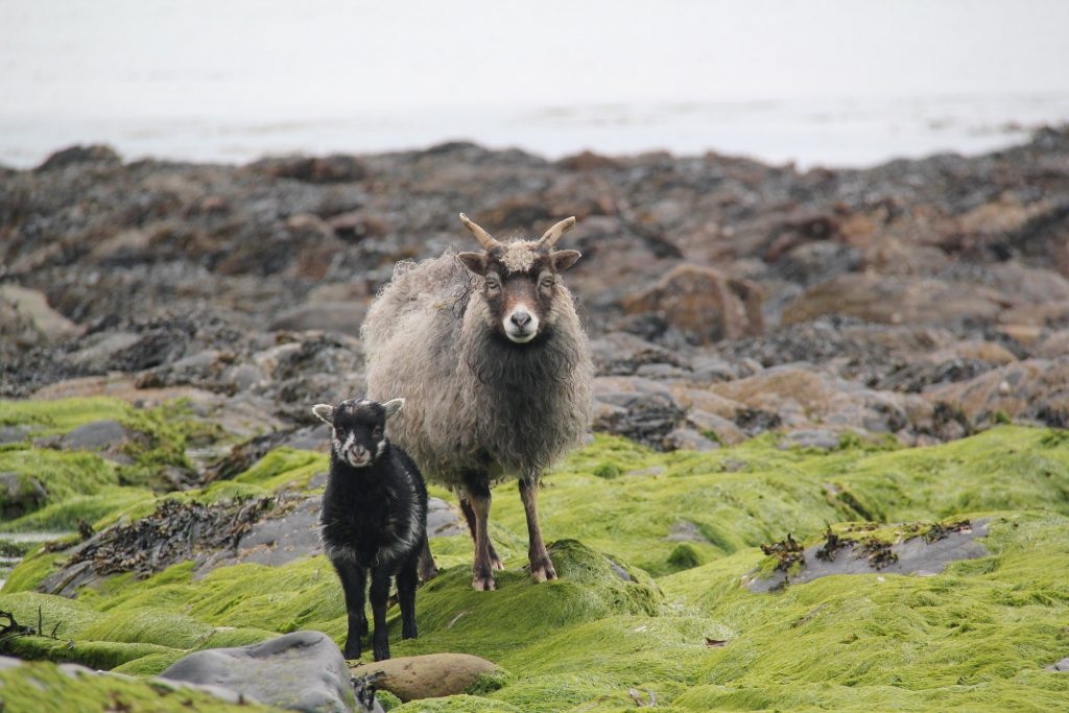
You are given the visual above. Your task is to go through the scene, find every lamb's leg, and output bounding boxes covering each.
[368,567,393,661]
[459,492,504,571]
[331,557,368,659]
[519,476,557,582]
[462,478,497,590]
[397,551,420,640]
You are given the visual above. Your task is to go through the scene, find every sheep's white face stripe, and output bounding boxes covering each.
[335,430,372,467]
[503,302,539,343]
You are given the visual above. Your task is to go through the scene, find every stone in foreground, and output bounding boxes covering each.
[159,630,357,713]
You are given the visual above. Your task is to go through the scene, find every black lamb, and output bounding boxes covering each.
[313,397,429,661]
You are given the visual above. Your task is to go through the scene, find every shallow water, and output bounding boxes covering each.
[0,532,74,591]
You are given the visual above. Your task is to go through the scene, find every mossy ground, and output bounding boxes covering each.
[2,400,1068,712]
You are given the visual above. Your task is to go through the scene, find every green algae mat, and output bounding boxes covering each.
[2,397,1069,711]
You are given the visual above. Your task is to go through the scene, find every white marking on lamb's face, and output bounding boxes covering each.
[335,430,373,467]
[503,302,540,344]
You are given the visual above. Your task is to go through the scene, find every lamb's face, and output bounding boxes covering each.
[312,398,404,468]
[459,241,581,346]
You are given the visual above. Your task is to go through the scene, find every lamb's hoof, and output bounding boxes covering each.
[490,557,505,572]
[343,643,363,660]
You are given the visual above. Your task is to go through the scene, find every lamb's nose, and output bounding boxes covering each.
[511,312,532,328]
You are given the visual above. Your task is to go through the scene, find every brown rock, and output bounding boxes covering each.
[622,265,764,344]
[781,274,1005,326]
[351,653,502,702]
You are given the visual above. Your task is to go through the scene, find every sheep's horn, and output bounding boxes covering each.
[459,213,501,250]
[539,216,576,248]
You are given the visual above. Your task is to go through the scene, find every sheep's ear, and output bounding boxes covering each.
[382,398,404,420]
[551,249,581,272]
[312,404,335,425]
[457,252,489,276]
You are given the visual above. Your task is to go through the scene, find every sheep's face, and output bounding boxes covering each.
[459,242,581,345]
[312,398,404,468]
[456,215,581,346]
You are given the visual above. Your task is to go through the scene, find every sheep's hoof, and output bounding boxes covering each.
[472,574,496,591]
[531,564,557,583]
[490,557,505,571]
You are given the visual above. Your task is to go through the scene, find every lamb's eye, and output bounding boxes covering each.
[372,426,383,439]
[334,428,345,439]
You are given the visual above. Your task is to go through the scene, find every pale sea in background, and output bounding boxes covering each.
[2,0,1069,170]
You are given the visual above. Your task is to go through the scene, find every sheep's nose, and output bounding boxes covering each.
[510,311,532,328]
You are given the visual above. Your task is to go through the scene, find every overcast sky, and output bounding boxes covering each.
[3,0,1068,119]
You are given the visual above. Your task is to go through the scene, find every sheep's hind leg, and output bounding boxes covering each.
[398,551,420,640]
[519,475,557,582]
[418,533,439,583]
[459,492,504,571]
[462,478,497,590]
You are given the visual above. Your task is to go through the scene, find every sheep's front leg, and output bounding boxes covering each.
[463,480,497,591]
[368,567,393,661]
[330,557,368,659]
[520,475,556,582]
[458,495,504,571]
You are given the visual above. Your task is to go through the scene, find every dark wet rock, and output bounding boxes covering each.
[0,425,32,446]
[59,420,138,454]
[160,630,357,713]
[750,519,990,593]
[779,429,842,451]
[268,302,368,336]
[0,284,82,343]
[4,131,1069,450]
[426,497,465,539]
[0,471,48,519]
[40,496,291,595]
[924,357,1069,429]
[36,144,122,171]
[1047,657,1069,673]
[594,377,687,449]
[352,653,502,703]
[621,264,764,345]
[247,154,369,184]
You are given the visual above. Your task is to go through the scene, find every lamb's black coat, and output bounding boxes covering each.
[316,398,428,661]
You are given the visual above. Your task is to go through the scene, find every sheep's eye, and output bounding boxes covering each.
[334,428,345,439]
[372,426,383,439]
[485,279,500,291]
[540,278,555,289]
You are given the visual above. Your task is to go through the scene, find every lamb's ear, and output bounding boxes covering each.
[382,398,405,420]
[551,249,581,272]
[457,252,489,276]
[312,404,335,425]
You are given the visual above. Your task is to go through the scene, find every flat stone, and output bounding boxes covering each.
[1046,657,1069,672]
[427,497,465,538]
[351,653,501,702]
[0,425,33,445]
[160,630,356,713]
[750,519,990,593]
[60,420,131,451]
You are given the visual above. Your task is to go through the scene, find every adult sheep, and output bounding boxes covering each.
[361,213,593,590]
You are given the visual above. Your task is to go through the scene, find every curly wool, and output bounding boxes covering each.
[361,248,594,487]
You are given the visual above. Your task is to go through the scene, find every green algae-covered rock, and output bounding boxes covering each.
[0,656,280,713]
[2,412,1069,712]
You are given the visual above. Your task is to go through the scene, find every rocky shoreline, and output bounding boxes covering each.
[2,134,1069,711]
[4,131,1069,451]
